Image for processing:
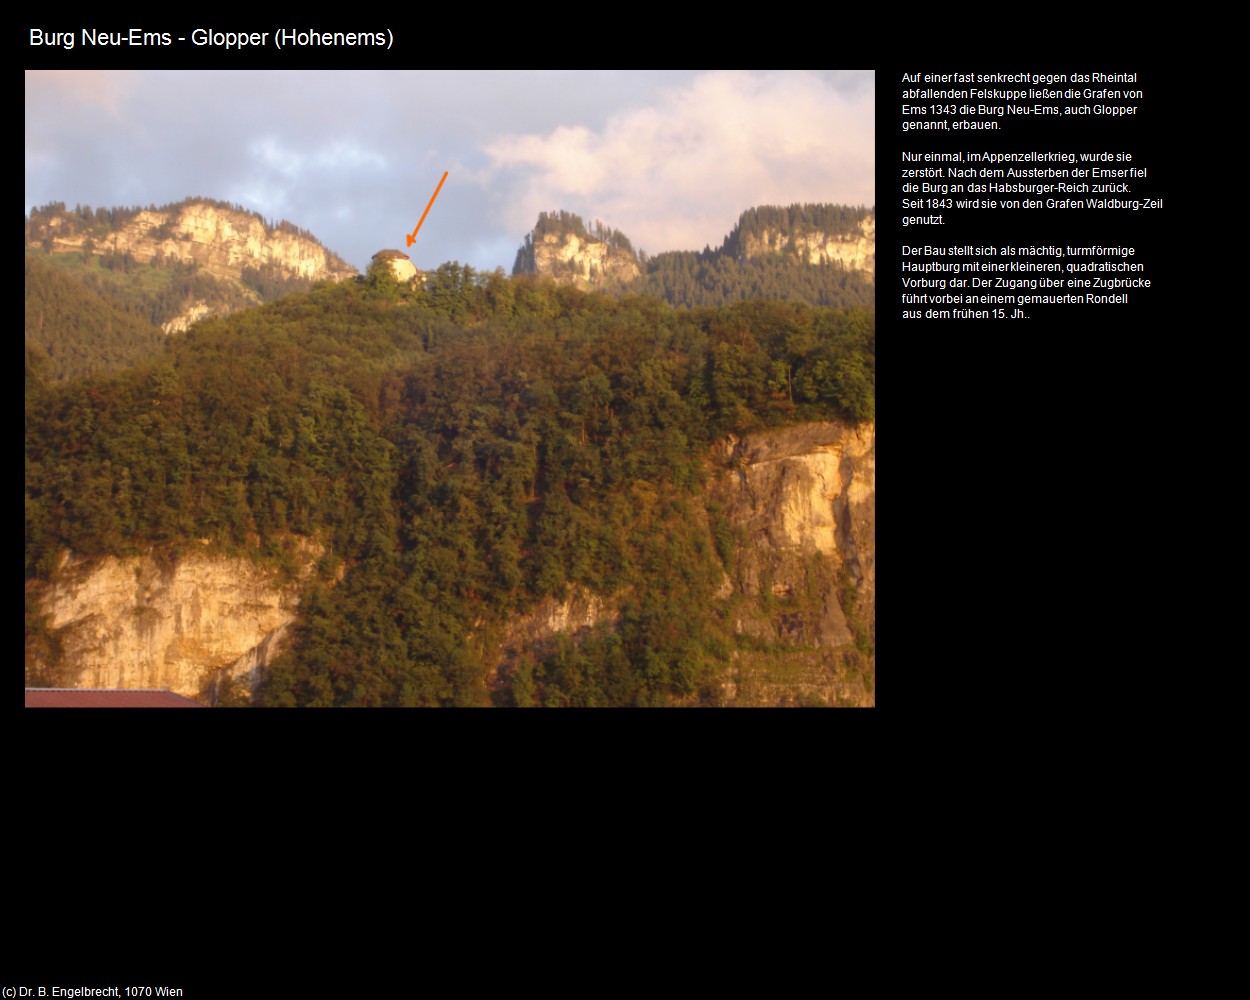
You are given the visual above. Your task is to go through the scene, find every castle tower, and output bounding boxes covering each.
[371,249,419,283]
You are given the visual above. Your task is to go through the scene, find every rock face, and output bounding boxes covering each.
[27,201,357,284]
[519,231,641,288]
[713,421,875,639]
[161,300,212,335]
[740,216,876,276]
[32,423,874,707]
[491,421,876,706]
[698,421,877,707]
[485,587,619,690]
[36,543,321,703]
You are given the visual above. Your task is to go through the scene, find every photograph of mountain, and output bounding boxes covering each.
[25,70,875,707]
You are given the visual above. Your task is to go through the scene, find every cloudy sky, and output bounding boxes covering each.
[25,70,874,274]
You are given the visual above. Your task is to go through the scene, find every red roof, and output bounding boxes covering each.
[25,688,205,708]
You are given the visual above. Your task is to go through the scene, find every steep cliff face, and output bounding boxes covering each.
[28,202,357,284]
[519,232,642,288]
[27,200,358,334]
[740,216,876,276]
[34,543,321,703]
[32,423,874,707]
[715,422,874,624]
[708,421,875,705]
[490,421,876,706]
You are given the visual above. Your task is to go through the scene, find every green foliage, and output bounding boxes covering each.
[25,253,167,381]
[836,568,874,656]
[26,265,874,706]
[512,204,875,310]
[638,249,875,310]
[30,242,268,331]
[829,355,875,423]
[241,263,314,300]
[26,197,351,272]
[423,261,481,321]
[25,199,353,366]
[366,256,403,300]
[514,211,639,277]
[724,204,874,256]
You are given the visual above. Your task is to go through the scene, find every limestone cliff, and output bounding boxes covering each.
[489,421,876,706]
[709,422,875,706]
[31,422,874,707]
[740,215,876,277]
[27,201,357,284]
[33,542,322,704]
[26,200,358,334]
[513,205,874,306]
[162,301,212,335]
[516,231,641,288]
[713,421,875,631]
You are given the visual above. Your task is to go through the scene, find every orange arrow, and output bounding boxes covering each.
[407,171,448,247]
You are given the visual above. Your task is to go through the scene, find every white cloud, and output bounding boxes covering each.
[26,70,873,272]
[482,70,874,254]
[252,137,305,178]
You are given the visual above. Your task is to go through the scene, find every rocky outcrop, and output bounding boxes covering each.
[161,300,212,334]
[27,201,357,284]
[35,542,322,703]
[740,216,876,276]
[520,231,641,288]
[487,587,618,687]
[491,421,876,706]
[32,421,875,707]
[709,421,875,706]
[713,422,874,634]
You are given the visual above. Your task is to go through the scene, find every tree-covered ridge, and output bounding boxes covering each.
[637,205,875,307]
[529,210,636,254]
[513,210,638,274]
[30,248,268,333]
[25,253,166,382]
[26,264,873,706]
[513,204,875,308]
[722,203,875,258]
[24,199,354,363]
[636,250,875,310]
[26,197,350,269]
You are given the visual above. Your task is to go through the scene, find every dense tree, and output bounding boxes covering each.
[512,204,875,309]
[26,259,874,706]
[24,254,167,382]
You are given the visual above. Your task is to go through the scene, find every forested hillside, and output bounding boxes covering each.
[636,249,875,309]
[514,204,875,308]
[723,203,873,255]
[26,197,342,261]
[25,253,166,381]
[26,262,874,706]
[24,199,357,355]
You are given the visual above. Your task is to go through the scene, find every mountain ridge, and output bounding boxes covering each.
[26,197,356,281]
[513,203,875,307]
[26,198,359,342]
[26,267,875,707]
